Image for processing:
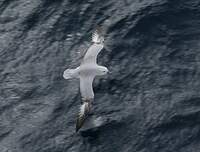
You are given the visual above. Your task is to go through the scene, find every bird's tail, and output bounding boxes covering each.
[92,26,104,43]
[76,100,91,132]
[63,68,77,79]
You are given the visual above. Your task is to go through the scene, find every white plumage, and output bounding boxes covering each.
[63,27,109,132]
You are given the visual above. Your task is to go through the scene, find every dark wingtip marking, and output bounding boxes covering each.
[75,101,92,132]
[92,26,104,44]
[76,114,86,132]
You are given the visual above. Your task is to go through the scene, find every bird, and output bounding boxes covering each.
[63,27,109,132]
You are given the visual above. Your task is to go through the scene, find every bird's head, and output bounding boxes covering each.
[99,66,109,75]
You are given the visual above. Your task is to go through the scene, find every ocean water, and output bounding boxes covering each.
[0,0,200,152]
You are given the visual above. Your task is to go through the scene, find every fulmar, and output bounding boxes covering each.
[63,27,109,132]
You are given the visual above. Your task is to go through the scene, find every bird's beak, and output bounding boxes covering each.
[108,71,111,74]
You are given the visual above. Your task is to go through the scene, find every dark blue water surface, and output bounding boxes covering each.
[0,0,200,152]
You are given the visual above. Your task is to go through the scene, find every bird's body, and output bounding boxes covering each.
[63,27,109,132]
[80,64,108,76]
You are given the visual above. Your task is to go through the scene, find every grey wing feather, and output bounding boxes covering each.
[76,73,94,132]
[92,27,103,43]
[82,43,104,64]
[76,101,91,132]
[80,75,95,100]
[81,27,104,64]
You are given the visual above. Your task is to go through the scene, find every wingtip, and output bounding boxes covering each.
[75,101,91,132]
[92,26,104,44]
[76,112,86,132]
[76,116,85,132]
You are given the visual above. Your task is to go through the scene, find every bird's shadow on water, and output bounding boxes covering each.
[78,119,123,140]
[76,119,131,152]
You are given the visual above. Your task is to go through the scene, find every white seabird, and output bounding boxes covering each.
[63,27,109,132]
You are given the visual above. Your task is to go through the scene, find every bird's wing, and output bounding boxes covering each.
[80,75,95,100]
[76,75,94,132]
[82,28,104,64]
[76,100,91,132]
[91,27,103,44]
